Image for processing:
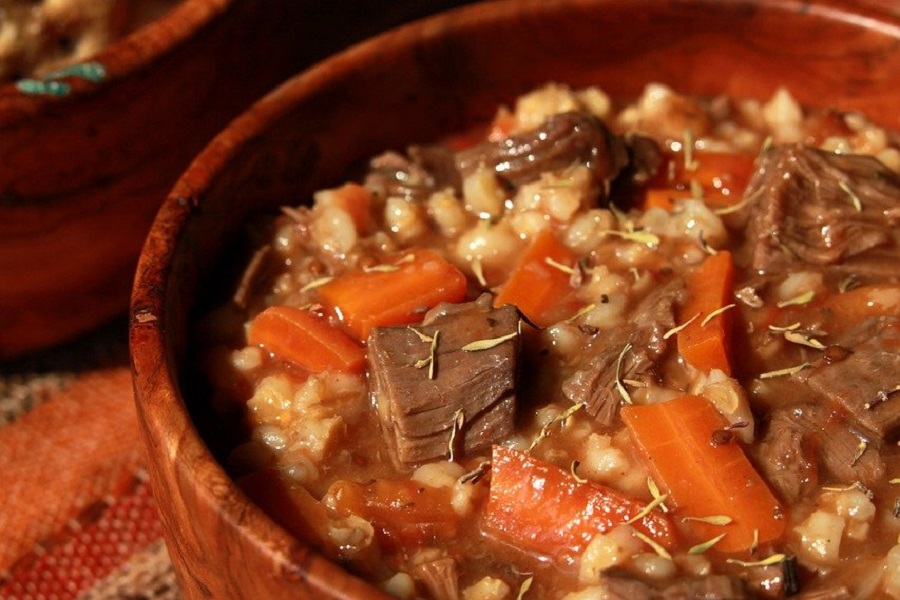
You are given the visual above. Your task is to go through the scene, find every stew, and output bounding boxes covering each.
[196,82,900,599]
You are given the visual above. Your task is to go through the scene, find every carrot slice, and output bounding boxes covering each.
[493,229,578,327]
[482,446,677,563]
[643,187,695,212]
[317,248,468,341]
[643,151,755,211]
[247,305,366,373]
[325,479,458,551]
[621,395,786,554]
[677,250,736,375]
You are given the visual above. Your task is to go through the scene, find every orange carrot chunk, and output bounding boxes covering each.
[643,151,756,211]
[317,248,468,342]
[677,250,736,375]
[493,229,578,327]
[247,305,366,373]
[621,395,786,554]
[482,446,677,564]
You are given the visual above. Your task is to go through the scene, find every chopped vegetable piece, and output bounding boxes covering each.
[247,305,366,373]
[482,446,677,563]
[494,229,579,327]
[677,250,736,375]
[317,248,468,341]
[325,478,458,551]
[314,182,372,233]
[643,151,756,211]
[621,395,786,553]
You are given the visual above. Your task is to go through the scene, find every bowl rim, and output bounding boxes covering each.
[129,0,900,594]
[0,0,233,114]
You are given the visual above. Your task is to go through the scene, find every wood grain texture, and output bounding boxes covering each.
[130,0,900,597]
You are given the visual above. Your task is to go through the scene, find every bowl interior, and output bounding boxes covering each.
[131,0,900,597]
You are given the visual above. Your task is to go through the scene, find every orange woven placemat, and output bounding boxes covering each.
[0,320,181,600]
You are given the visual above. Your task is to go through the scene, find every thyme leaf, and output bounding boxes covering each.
[300,276,334,293]
[570,460,587,483]
[566,303,596,324]
[409,327,434,343]
[759,362,811,379]
[632,531,672,560]
[458,461,491,485]
[528,403,585,451]
[544,257,576,275]
[701,304,736,327]
[838,179,863,212]
[448,408,465,462]
[776,291,816,308]
[462,331,518,352]
[516,576,533,600]
[688,533,727,555]
[625,494,669,525]
[647,477,669,513]
[615,343,634,404]
[663,313,701,340]
[605,229,661,248]
[681,515,733,526]
[726,554,787,568]
[783,330,826,350]
[471,257,488,287]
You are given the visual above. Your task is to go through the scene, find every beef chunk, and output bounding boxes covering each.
[660,576,749,599]
[738,145,900,279]
[410,555,459,600]
[456,111,629,192]
[795,318,900,441]
[563,282,683,425]
[592,574,748,599]
[756,401,885,492]
[756,407,820,503]
[367,294,519,468]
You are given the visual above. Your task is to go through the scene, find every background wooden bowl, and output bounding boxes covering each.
[130,0,900,597]
[0,0,475,359]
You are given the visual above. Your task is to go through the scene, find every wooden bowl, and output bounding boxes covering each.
[130,0,900,597]
[0,0,476,359]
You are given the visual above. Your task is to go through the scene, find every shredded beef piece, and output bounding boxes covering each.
[756,401,885,492]
[756,407,820,503]
[738,145,900,279]
[411,555,459,600]
[563,282,683,425]
[456,111,629,193]
[794,318,900,441]
[367,294,519,469]
[593,574,748,599]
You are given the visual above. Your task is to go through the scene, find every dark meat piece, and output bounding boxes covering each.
[456,111,629,193]
[563,282,683,425]
[364,145,459,203]
[737,145,900,279]
[795,318,900,441]
[367,294,519,469]
[756,407,820,503]
[410,555,459,600]
[592,574,748,600]
[756,401,885,492]
[660,576,749,599]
